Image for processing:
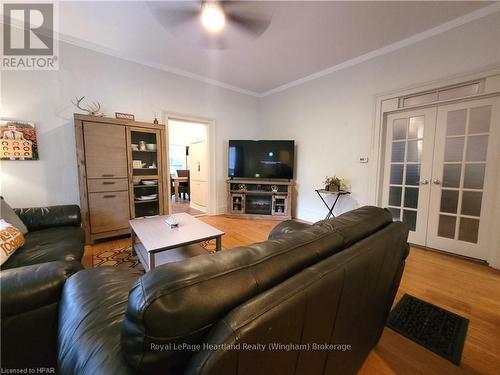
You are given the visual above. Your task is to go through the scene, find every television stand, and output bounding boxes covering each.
[226,179,294,220]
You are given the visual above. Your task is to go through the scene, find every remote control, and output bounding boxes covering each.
[165,216,179,228]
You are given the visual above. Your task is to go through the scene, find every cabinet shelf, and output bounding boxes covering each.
[132,150,157,153]
[132,175,158,180]
[134,184,158,188]
[134,214,159,219]
[134,199,159,204]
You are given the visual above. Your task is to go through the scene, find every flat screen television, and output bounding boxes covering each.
[228,140,294,179]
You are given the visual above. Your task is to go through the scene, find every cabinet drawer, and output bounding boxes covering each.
[88,191,130,234]
[87,178,128,193]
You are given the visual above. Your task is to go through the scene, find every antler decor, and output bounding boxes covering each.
[71,96,104,116]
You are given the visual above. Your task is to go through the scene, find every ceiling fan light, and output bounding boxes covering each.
[201,3,225,33]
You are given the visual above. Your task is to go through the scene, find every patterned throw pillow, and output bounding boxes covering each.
[0,219,25,266]
[0,197,28,234]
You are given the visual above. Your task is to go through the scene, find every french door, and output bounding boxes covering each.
[383,96,500,259]
[426,97,499,259]
[383,107,436,245]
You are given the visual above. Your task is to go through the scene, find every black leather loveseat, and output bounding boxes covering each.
[56,206,408,375]
[1,204,85,370]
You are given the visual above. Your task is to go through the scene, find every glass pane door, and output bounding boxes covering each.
[426,97,499,259]
[382,107,436,245]
[129,129,161,218]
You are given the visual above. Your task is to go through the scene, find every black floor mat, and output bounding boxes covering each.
[387,294,469,365]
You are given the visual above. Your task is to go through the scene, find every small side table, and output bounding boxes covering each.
[315,189,351,219]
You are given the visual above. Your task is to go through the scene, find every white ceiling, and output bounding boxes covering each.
[58,1,495,96]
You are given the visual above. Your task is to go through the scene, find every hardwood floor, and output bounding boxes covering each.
[171,197,205,216]
[85,216,500,375]
[359,246,500,375]
[82,215,278,268]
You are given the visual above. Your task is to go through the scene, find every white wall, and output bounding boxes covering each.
[258,12,500,223]
[0,42,258,211]
[1,11,499,224]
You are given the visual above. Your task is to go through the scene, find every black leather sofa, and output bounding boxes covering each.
[0,205,85,370]
[57,206,408,375]
[1,205,84,270]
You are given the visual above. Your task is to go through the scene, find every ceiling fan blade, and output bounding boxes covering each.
[160,9,200,28]
[147,2,200,29]
[226,13,270,36]
[147,1,271,49]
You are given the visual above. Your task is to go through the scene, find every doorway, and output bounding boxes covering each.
[168,118,209,216]
[382,96,500,260]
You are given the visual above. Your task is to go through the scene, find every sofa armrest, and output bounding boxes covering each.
[1,261,82,370]
[14,205,81,231]
[1,261,83,317]
[268,220,312,240]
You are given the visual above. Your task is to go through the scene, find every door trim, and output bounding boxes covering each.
[371,67,500,267]
[163,111,216,215]
[372,68,500,206]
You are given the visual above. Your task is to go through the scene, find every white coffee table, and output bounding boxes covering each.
[130,213,224,271]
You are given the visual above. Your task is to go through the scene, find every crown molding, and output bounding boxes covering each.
[2,17,260,97]
[259,3,500,97]
[55,32,261,97]
[4,3,498,98]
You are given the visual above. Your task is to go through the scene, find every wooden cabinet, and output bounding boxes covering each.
[230,193,245,214]
[226,180,293,220]
[88,191,130,233]
[83,123,128,178]
[75,114,170,243]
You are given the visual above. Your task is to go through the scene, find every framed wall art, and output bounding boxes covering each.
[0,120,39,160]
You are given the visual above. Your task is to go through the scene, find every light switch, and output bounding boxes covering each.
[359,157,369,163]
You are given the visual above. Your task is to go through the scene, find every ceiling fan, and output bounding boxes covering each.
[147,1,273,49]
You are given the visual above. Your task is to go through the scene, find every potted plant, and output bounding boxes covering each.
[324,175,343,192]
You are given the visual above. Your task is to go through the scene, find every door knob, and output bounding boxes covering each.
[432,179,441,185]
[419,179,429,185]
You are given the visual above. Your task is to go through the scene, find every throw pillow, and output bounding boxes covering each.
[0,197,28,234]
[0,219,25,266]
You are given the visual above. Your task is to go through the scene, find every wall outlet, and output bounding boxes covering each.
[359,157,369,163]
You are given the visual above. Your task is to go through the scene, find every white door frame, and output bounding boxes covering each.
[370,66,500,267]
[162,111,217,216]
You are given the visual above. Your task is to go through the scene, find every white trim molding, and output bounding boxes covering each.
[27,2,500,98]
[370,67,500,268]
[261,3,500,97]
[163,111,218,216]
[56,32,260,97]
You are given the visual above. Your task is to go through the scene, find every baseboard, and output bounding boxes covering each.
[190,202,207,213]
